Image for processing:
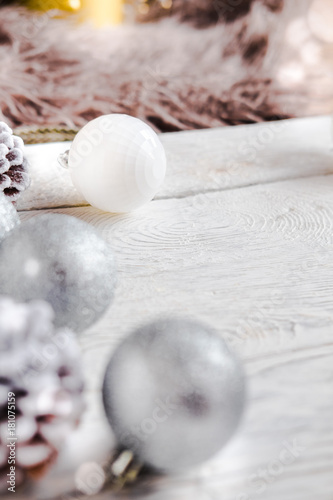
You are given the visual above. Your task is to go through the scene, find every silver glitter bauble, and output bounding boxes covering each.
[0,297,84,492]
[103,318,246,472]
[0,193,20,243]
[0,213,117,332]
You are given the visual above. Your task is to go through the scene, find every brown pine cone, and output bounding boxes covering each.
[0,122,30,203]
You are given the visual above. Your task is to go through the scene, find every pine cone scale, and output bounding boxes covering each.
[0,158,10,174]
[0,174,11,190]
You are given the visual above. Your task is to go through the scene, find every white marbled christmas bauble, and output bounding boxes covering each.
[103,318,246,472]
[68,114,167,213]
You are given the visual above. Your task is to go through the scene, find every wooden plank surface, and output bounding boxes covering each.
[7,115,333,499]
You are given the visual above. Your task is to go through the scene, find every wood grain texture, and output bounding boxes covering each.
[5,116,333,499]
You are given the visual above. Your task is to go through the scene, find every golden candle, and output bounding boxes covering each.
[81,0,124,26]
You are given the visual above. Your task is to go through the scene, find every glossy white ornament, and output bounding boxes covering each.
[67,114,167,213]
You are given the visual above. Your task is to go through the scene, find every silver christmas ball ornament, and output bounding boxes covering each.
[103,318,246,472]
[0,213,117,332]
[0,192,20,243]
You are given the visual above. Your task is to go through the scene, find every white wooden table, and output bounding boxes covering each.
[11,115,333,499]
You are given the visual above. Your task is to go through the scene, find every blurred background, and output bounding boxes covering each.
[0,0,332,138]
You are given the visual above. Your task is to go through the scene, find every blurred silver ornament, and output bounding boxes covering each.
[59,114,167,213]
[0,192,20,243]
[0,297,84,492]
[0,213,117,332]
[103,318,246,472]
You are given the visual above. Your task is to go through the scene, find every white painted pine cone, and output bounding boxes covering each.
[0,298,85,491]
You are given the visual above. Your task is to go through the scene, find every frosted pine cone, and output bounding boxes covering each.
[0,122,30,203]
[0,298,85,492]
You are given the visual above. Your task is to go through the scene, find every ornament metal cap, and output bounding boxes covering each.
[58,149,70,170]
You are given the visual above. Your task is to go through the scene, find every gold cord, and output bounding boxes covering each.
[13,126,80,144]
